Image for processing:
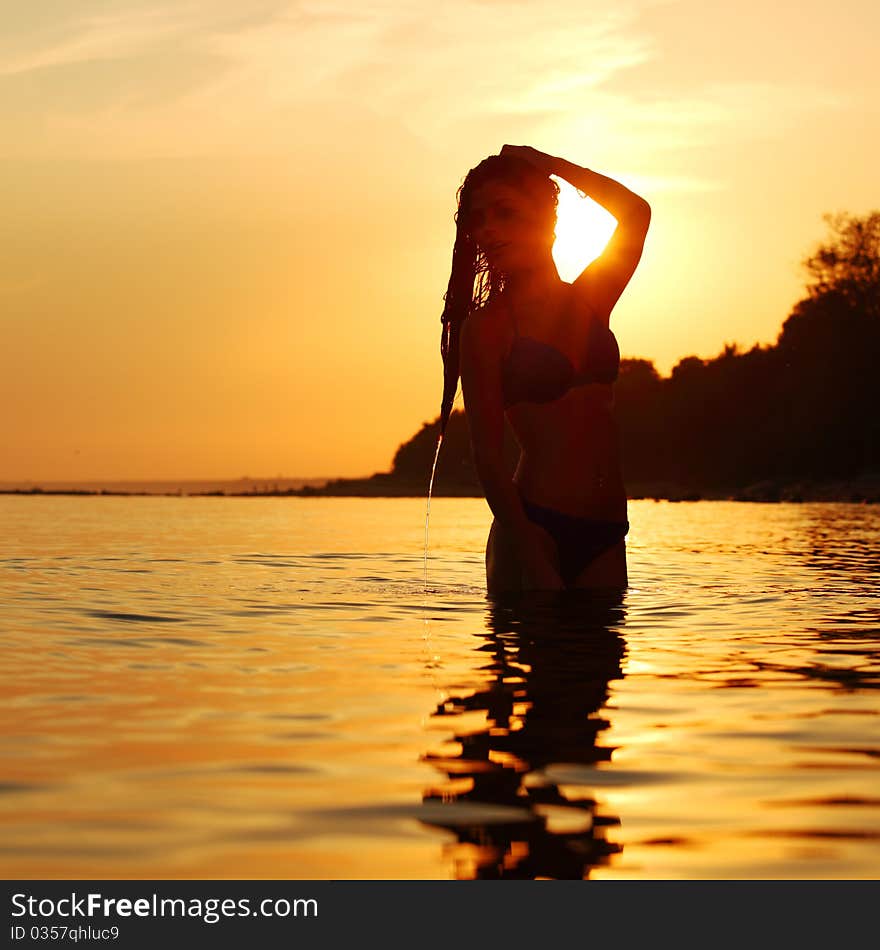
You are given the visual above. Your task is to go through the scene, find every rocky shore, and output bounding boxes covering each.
[290,471,880,503]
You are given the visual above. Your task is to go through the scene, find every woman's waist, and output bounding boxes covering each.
[513,454,626,520]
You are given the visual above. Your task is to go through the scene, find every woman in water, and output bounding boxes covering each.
[438,144,650,593]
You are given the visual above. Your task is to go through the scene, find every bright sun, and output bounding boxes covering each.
[551,178,618,282]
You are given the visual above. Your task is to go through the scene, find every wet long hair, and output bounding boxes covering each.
[437,154,560,442]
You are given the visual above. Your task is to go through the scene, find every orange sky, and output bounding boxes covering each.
[2,0,878,481]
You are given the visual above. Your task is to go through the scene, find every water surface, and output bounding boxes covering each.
[1,496,877,878]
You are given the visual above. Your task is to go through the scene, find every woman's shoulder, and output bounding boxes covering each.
[460,299,509,365]
[464,297,509,340]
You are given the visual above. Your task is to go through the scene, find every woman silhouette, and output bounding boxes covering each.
[438,145,650,592]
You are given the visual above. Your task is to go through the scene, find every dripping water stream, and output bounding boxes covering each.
[424,432,444,592]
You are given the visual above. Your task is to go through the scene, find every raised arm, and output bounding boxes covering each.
[500,145,651,324]
[459,309,563,591]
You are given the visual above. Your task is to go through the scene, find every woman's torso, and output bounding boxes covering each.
[495,282,627,520]
[507,385,626,520]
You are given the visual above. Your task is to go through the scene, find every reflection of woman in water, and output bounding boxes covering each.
[421,593,627,879]
[437,145,650,592]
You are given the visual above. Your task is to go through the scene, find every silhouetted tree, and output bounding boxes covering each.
[391,409,517,491]
[802,211,880,318]
[391,412,476,489]
[614,359,669,484]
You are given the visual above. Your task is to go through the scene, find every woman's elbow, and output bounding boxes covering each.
[630,197,651,229]
[471,447,507,489]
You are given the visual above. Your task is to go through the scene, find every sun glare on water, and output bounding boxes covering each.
[551,179,618,282]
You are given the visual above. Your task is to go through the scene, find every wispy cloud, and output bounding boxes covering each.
[0,1,660,159]
[0,0,859,176]
[201,1,657,134]
[1,8,188,77]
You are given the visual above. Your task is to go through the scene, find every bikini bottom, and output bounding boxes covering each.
[519,495,629,588]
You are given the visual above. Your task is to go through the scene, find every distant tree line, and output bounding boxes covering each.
[389,211,880,500]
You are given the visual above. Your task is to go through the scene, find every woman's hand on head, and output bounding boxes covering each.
[500,144,553,175]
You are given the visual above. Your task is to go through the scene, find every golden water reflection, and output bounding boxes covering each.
[1,497,878,878]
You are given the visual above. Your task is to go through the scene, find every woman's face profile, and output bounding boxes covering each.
[466,180,554,273]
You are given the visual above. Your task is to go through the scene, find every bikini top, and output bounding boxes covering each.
[501,301,620,408]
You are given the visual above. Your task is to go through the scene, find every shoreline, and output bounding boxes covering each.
[2,476,879,504]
